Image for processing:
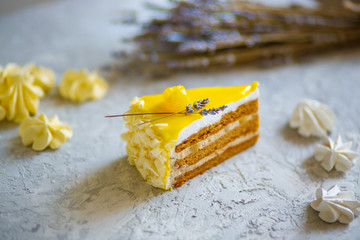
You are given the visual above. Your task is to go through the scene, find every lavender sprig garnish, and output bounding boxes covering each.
[106,98,228,125]
[193,98,209,110]
[185,98,209,113]
[186,104,194,113]
[200,105,228,116]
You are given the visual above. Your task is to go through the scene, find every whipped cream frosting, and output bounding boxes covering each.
[290,99,335,138]
[59,70,108,102]
[0,63,45,122]
[19,114,73,151]
[314,136,358,172]
[121,101,176,189]
[311,185,360,224]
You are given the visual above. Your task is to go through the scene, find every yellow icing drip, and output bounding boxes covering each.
[19,113,73,151]
[137,81,258,144]
[59,70,108,102]
[162,149,171,189]
[122,82,258,190]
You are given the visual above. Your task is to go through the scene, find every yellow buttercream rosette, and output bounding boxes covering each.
[19,113,73,151]
[0,63,56,123]
[23,63,56,94]
[0,105,5,121]
[0,64,45,122]
[59,70,108,102]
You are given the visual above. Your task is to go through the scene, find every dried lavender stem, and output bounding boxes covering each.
[105,112,201,118]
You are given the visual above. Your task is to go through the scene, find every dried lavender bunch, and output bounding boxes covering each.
[113,0,360,76]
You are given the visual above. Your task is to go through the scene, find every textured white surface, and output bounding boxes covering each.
[1,0,360,239]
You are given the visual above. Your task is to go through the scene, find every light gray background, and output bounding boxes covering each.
[0,0,360,239]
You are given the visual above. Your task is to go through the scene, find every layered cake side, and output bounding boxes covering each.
[171,98,259,187]
[121,82,259,190]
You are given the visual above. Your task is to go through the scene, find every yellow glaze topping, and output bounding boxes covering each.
[0,63,47,123]
[136,81,258,144]
[59,70,108,102]
[19,113,73,151]
[122,81,258,190]
[162,85,189,111]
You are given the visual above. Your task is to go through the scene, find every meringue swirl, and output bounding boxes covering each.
[311,185,360,224]
[290,99,335,138]
[19,114,73,151]
[59,70,108,102]
[0,64,45,123]
[314,136,358,172]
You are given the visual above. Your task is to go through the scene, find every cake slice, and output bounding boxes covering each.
[121,81,259,190]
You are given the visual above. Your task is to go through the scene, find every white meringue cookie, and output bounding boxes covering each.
[290,99,335,137]
[314,136,358,172]
[310,185,360,224]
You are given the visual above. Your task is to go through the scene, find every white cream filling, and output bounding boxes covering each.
[176,89,259,144]
[172,113,257,160]
[170,131,259,184]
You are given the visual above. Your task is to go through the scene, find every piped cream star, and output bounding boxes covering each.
[290,99,335,138]
[311,185,360,224]
[314,136,358,172]
[19,114,73,151]
[59,70,108,102]
[0,63,55,123]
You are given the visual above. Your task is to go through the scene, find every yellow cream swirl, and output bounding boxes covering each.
[0,105,5,121]
[59,70,108,102]
[0,64,45,123]
[19,113,73,151]
[23,63,56,94]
